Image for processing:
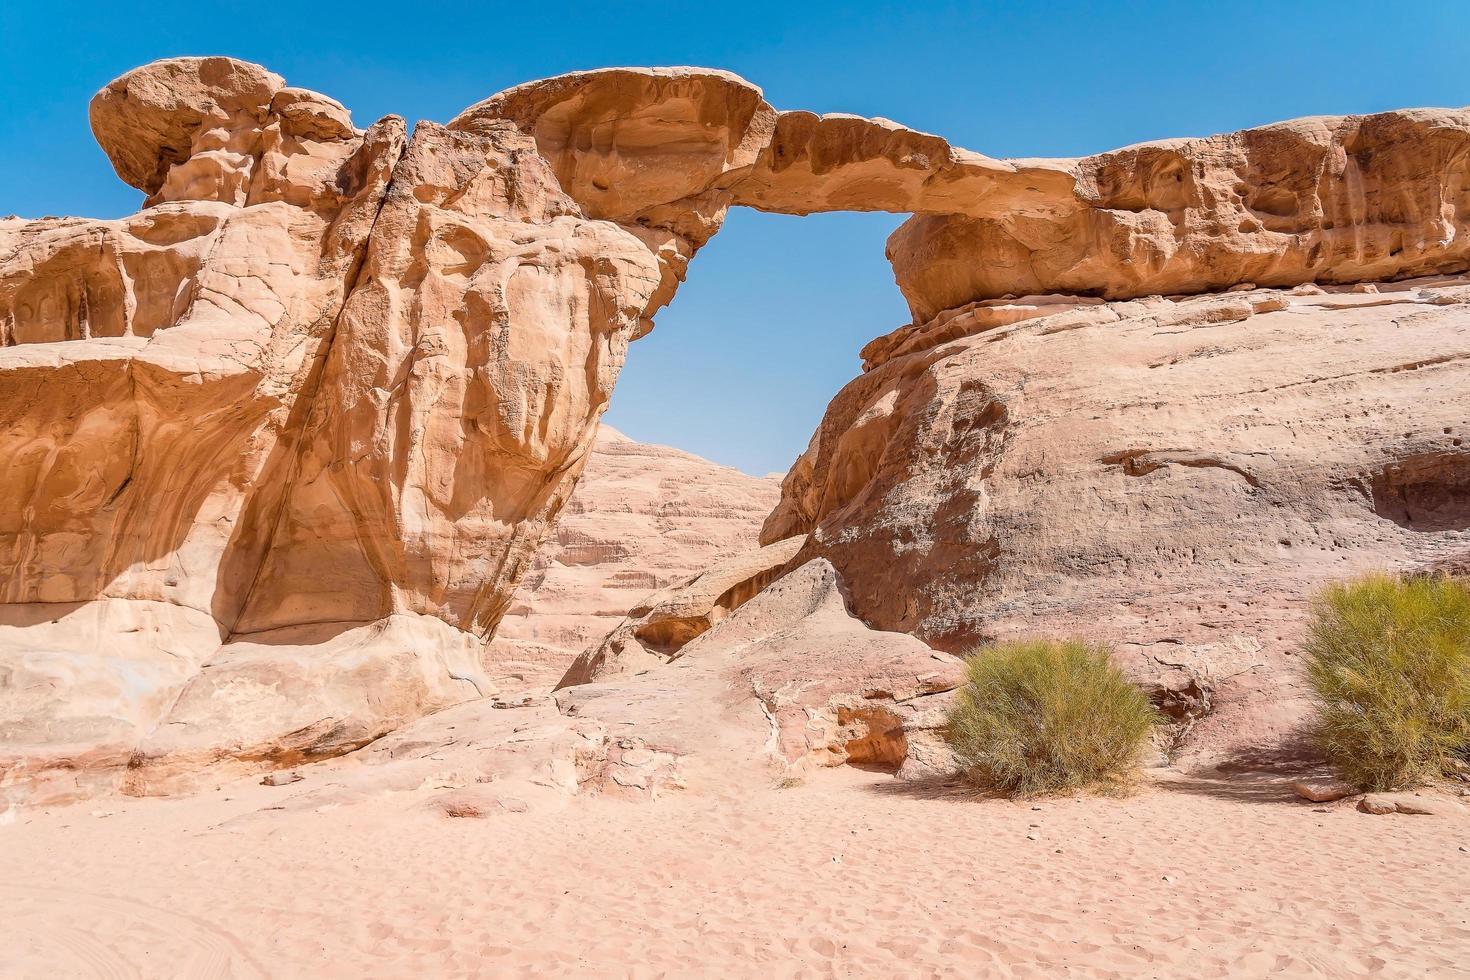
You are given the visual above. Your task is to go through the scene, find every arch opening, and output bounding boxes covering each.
[605,208,908,477]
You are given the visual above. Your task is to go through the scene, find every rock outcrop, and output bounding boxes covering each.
[2,57,412,801]
[557,535,805,687]
[763,279,1470,766]
[284,559,964,815]
[3,55,1467,800]
[889,109,1470,322]
[488,426,779,691]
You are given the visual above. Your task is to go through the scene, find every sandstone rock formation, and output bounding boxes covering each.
[889,110,1470,322]
[763,278,1470,766]
[278,558,964,815]
[558,535,804,687]
[2,57,412,801]
[2,54,1467,801]
[488,426,779,691]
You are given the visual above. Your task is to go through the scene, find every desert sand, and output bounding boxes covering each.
[3,765,1466,978]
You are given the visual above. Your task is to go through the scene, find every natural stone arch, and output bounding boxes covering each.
[5,56,1470,793]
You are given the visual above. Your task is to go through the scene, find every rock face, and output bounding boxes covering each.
[1,58,413,801]
[558,535,805,688]
[2,55,1468,799]
[487,426,779,691]
[890,109,1470,323]
[763,279,1470,766]
[302,559,964,814]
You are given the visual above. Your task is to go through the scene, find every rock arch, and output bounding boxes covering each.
[3,57,1469,795]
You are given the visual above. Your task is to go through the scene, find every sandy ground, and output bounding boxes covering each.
[1,766,1466,979]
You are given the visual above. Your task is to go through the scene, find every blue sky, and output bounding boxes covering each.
[2,1,1466,474]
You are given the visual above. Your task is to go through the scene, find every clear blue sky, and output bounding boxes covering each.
[2,1,1466,474]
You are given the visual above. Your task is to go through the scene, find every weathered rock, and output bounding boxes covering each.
[890,109,1470,322]
[685,559,965,776]
[4,60,785,799]
[558,535,806,687]
[487,426,779,691]
[1358,792,1466,816]
[1,58,408,802]
[1292,776,1357,803]
[333,558,963,811]
[126,613,492,795]
[722,112,1075,221]
[4,56,1470,801]
[763,280,1470,768]
[89,57,286,197]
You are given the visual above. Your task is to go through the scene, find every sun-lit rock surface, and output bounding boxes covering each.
[487,425,780,691]
[889,109,1470,322]
[558,535,805,688]
[1,57,409,801]
[763,277,1470,767]
[2,54,1467,800]
[321,558,962,812]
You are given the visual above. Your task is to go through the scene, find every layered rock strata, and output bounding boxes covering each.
[488,426,779,691]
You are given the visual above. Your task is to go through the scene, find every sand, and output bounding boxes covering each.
[2,766,1466,978]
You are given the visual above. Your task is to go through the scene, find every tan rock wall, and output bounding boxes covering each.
[763,281,1470,765]
[488,426,779,691]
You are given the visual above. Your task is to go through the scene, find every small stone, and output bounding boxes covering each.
[1291,776,1356,803]
[1357,795,1397,815]
[261,771,303,787]
[1026,833,1039,841]
[1352,282,1380,294]
[434,793,489,819]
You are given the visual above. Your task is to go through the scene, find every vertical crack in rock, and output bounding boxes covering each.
[226,123,411,638]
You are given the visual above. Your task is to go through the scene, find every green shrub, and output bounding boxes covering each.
[944,639,1158,796]
[1305,574,1470,790]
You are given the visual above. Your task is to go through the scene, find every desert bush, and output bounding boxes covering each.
[944,639,1158,796]
[1305,574,1470,790]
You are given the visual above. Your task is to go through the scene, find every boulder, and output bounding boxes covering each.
[763,282,1470,768]
[557,536,805,687]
